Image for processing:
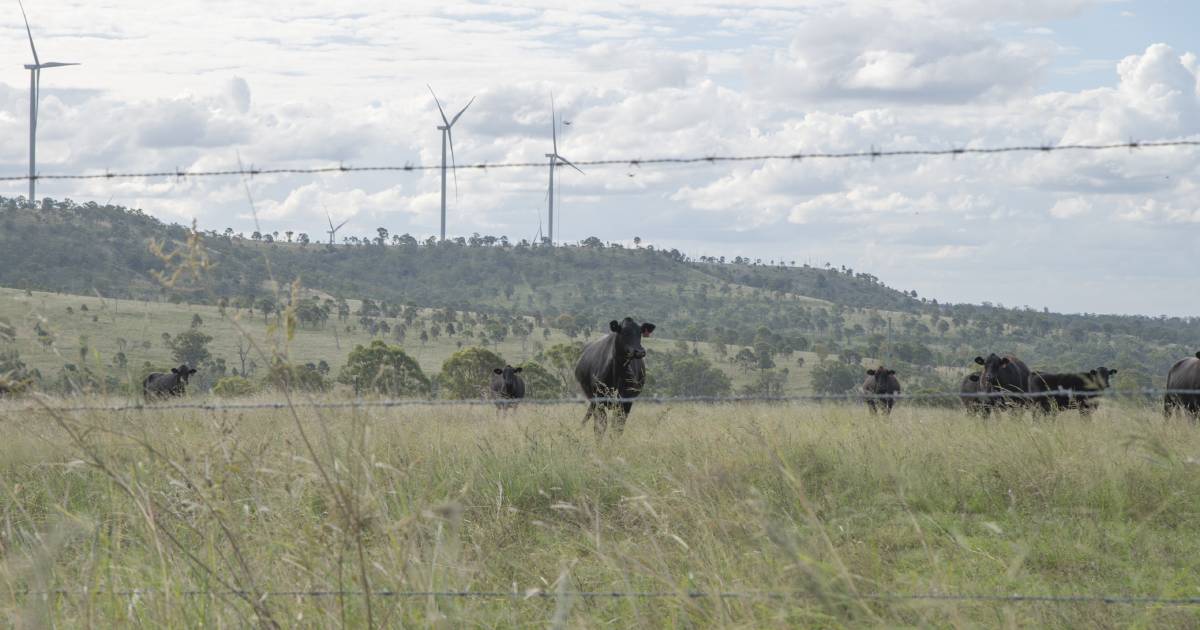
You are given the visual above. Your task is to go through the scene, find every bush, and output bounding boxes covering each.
[516,360,567,399]
[810,360,864,395]
[264,362,328,393]
[438,347,505,399]
[338,340,430,397]
[646,350,732,398]
[212,375,257,398]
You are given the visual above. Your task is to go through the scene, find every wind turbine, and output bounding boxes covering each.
[428,85,474,242]
[545,95,582,246]
[18,0,79,205]
[325,207,349,245]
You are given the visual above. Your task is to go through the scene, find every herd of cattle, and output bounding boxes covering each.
[140,320,1200,435]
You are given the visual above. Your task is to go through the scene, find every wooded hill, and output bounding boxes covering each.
[1,196,1197,391]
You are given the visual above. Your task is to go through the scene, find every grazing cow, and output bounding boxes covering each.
[490,365,526,411]
[575,317,656,436]
[973,353,1031,412]
[1028,368,1117,414]
[960,373,984,414]
[862,367,901,414]
[1165,352,1200,419]
[143,364,197,399]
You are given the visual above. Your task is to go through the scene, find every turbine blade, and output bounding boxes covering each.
[39,62,80,68]
[449,96,474,127]
[18,0,39,66]
[556,155,584,174]
[447,127,460,200]
[336,219,349,231]
[427,84,450,126]
[550,94,558,154]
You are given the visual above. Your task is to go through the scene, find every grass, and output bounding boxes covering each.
[0,397,1197,627]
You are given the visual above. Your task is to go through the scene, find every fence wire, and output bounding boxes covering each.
[3,388,1197,415]
[1,139,1197,183]
[8,588,1200,606]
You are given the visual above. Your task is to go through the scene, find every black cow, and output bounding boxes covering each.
[973,353,1031,411]
[1165,351,1200,419]
[143,364,197,399]
[575,317,656,436]
[1028,368,1116,414]
[960,373,984,414]
[862,367,900,414]
[490,365,526,411]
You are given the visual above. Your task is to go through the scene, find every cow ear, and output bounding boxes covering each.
[974,356,985,365]
[189,368,197,374]
[968,374,979,382]
[1109,369,1117,375]
[513,367,522,373]
[999,357,1009,366]
[640,323,655,337]
[171,367,180,374]
[493,368,503,375]
[866,369,876,375]
[609,320,621,333]
[888,370,896,376]
[1090,369,1098,375]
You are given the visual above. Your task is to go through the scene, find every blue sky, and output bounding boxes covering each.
[0,1,1197,316]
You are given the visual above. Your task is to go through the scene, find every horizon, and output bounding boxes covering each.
[1,1,1198,317]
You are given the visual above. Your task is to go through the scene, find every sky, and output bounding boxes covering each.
[1,0,1198,316]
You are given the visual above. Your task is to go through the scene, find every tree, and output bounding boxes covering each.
[190,313,203,328]
[810,360,862,395]
[540,342,583,393]
[167,329,213,366]
[516,361,565,399]
[338,341,430,397]
[438,346,505,399]
[647,350,731,398]
[265,361,329,392]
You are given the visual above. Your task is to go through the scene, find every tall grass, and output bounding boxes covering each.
[0,398,1197,627]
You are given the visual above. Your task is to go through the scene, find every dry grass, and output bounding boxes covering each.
[0,397,1198,628]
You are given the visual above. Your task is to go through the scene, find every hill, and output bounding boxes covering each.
[0,196,1197,396]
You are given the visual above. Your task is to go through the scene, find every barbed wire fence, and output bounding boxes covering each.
[2,388,1197,415]
[7,587,1200,606]
[0,139,1197,184]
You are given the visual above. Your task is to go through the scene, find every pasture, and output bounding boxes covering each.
[0,398,1197,627]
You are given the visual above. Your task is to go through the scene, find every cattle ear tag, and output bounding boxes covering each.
[493,368,503,375]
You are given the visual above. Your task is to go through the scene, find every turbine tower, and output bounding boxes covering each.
[428,85,474,242]
[18,0,79,205]
[325,209,349,245]
[545,95,582,246]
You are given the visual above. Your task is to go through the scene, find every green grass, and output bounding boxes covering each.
[0,286,828,394]
[0,398,1197,627]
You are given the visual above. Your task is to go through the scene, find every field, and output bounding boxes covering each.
[1,398,1197,628]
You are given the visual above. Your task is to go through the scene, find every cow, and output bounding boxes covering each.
[973,353,1031,412]
[490,365,526,412]
[960,373,984,414]
[1028,368,1117,414]
[862,367,900,414]
[1165,351,1200,419]
[575,317,656,436]
[143,364,197,399]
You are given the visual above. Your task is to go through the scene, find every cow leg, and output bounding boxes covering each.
[612,402,632,434]
[593,405,609,438]
[865,399,877,414]
[883,399,894,415]
[582,402,596,427]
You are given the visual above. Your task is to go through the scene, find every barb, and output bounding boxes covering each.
[1,139,1197,183]
[4,388,1197,415]
[9,588,1200,606]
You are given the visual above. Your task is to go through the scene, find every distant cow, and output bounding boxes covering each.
[1028,368,1117,414]
[490,365,526,411]
[575,317,656,436]
[973,353,1031,412]
[862,367,900,414]
[143,364,197,399]
[1165,351,1200,419]
[960,373,984,414]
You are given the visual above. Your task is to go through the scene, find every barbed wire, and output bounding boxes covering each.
[8,587,1200,606]
[3,388,1197,415]
[1,139,1197,183]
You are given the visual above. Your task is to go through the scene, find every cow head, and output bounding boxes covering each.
[609,318,655,361]
[866,367,896,389]
[1088,367,1117,389]
[171,364,198,383]
[974,354,1010,391]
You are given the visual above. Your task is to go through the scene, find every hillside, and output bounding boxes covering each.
[0,196,1197,396]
